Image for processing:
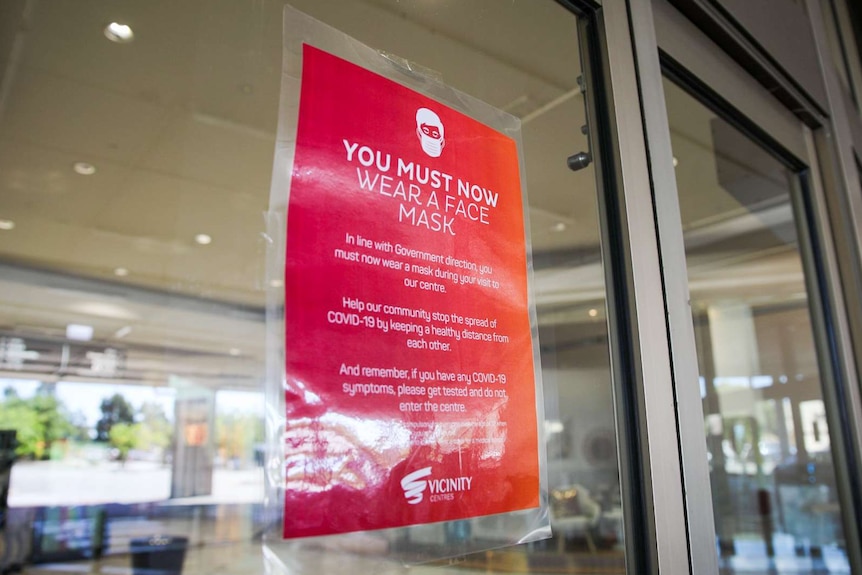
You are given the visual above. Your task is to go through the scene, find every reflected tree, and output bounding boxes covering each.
[136,401,173,462]
[108,422,137,466]
[95,393,135,442]
[0,386,79,459]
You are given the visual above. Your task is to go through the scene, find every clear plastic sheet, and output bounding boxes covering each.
[263,5,549,570]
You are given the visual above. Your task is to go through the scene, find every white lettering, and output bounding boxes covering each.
[343,140,359,161]
[428,476,473,494]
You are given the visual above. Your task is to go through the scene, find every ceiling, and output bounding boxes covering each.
[0,0,810,386]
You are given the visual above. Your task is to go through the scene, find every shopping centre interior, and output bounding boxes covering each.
[0,0,856,573]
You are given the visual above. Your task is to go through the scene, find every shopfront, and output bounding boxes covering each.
[1,1,861,574]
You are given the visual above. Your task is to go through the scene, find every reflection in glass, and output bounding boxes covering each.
[822,0,861,113]
[664,78,852,574]
[0,0,623,573]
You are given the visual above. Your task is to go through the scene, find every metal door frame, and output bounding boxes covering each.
[579,2,693,573]
[617,0,862,572]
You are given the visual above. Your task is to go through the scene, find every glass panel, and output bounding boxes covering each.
[664,77,854,574]
[0,1,626,573]
[822,0,862,118]
[822,0,857,109]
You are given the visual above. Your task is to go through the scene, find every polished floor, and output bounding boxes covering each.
[15,540,853,575]
[19,541,629,575]
[5,502,849,575]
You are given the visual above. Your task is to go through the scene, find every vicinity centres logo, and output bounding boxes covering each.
[400,466,473,504]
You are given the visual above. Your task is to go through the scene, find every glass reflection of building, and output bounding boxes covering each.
[1,0,862,574]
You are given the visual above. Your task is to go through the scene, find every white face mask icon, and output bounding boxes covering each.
[416,108,445,158]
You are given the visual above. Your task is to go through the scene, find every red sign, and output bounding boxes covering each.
[283,44,539,538]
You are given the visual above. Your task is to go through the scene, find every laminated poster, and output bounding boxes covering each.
[283,44,540,539]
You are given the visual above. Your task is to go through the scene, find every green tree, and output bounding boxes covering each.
[136,402,172,458]
[108,423,138,465]
[96,393,135,442]
[0,386,78,459]
[0,400,43,458]
[216,411,264,467]
[30,391,75,455]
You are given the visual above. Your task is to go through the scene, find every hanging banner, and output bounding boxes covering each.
[282,43,540,539]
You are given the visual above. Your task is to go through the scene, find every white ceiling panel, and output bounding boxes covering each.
[139,113,276,195]
[2,69,170,165]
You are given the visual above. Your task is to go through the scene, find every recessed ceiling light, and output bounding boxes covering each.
[70,301,138,320]
[73,161,96,175]
[104,22,134,43]
[552,222,566,232]
[672,156,679,167]
[114,267,129,277]
[0,220,15,231]
[194,233,212,245]
[588,308,598,318]
[114,326,133,338]
[66,323,94,341]
[545,420,564,434]
[229,348,241,356]
[269,279,283,288]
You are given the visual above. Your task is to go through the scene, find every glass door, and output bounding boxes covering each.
[0,1,672,574]
[641,1,862,573]
[664,78,855,573]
